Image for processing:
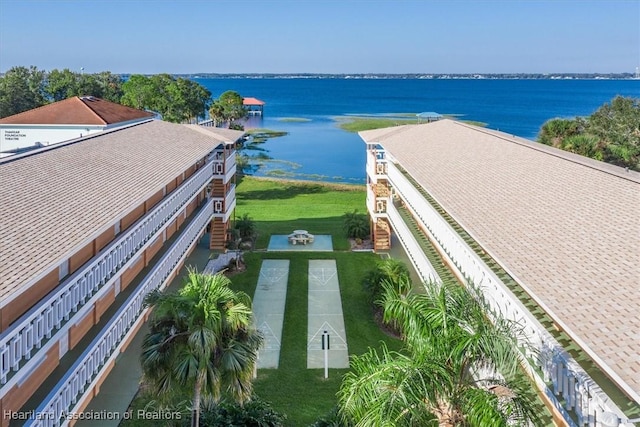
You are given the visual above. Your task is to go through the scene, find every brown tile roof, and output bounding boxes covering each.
[0,96,154,125]
[0,120,235,305]
[361,119,640,401]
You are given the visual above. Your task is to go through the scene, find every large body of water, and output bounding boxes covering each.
[196,78,639,184]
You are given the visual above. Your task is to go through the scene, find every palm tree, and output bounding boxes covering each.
[363,258,411,304]
[208,102,226,127]
[537,117,581,147]
[338,281,540,427]
[140,270,263,427]
[343,209,370,240]
[235,213,257,241]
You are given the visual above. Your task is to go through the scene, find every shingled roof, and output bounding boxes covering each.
[0,96,155,125]
[0,120,242,305]
[360,119,640,402]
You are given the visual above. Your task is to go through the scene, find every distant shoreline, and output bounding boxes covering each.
[179,72,638,80]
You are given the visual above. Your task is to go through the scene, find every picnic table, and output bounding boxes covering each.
[288,230,315,245]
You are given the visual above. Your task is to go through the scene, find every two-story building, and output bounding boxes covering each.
[0,119,243,426]
[361,119,640,427]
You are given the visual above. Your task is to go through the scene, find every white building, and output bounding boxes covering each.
[0,96,155,157]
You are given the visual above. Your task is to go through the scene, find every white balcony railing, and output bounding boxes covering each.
[211,183,236,223]
[365,149,387,184]
[211,155,235,185]
[25,199,215,427]
[385,201,440,285]
[365,151,378,183]
[366,192,376,218]
[385,161,632,427]
[0,158,218,389]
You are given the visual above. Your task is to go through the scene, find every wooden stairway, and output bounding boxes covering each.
[374,218,391,250]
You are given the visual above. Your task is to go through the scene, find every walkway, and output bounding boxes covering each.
[203,251,241,274]
[74,236,214,427]
[252,260,290,368]
[306,260,349,369]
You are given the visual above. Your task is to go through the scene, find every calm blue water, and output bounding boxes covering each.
[196,78,639,184]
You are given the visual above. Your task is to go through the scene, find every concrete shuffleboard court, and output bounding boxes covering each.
[253,259,289,368]
[307,259,349,369]
[267,234,333,251]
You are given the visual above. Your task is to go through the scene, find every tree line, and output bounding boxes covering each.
[0,66,247,127]
[538,95,640,171]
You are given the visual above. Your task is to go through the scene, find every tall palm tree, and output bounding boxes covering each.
[140,270,263,427]
[338,281,540,427]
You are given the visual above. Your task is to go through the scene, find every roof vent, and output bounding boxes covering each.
[80,96,96,101]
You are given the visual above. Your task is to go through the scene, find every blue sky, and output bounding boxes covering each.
[1,0,638,74]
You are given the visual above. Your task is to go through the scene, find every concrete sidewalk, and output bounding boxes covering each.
[307,259,349,369]
[252,260,289,368]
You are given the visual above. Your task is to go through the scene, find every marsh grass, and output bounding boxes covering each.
[277,117,312,122]
[337,117,422,132]
[336,116,488,132]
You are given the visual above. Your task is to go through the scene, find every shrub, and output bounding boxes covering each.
[226,228,241,250]
[235,213,257,240]
[342,209,370,240]
[229,122,245,131]
[187,396,286,427]
[310,406,350,427]
[362,259,411,305]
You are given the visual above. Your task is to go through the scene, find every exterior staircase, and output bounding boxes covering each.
[374,218,391,250]
[209,217,227,251]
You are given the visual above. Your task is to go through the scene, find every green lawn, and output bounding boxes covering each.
[231,177,401,425]
[231,251,401,426]
[234,177,367,250]
[125,178,400,426]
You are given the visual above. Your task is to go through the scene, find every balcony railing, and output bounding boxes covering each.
[384,160,632,426]
[25,199,215,427]
[385,201,440,284]
[211,155,235,184]
[211,184,236,222]
[0,158,218,389]
[365,149,387,183]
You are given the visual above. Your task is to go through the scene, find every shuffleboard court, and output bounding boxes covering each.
[307,259,349,369]
[252,259,289,368]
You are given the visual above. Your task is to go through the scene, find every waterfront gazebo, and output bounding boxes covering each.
[416,111,443,122]
[243,97,265,115]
